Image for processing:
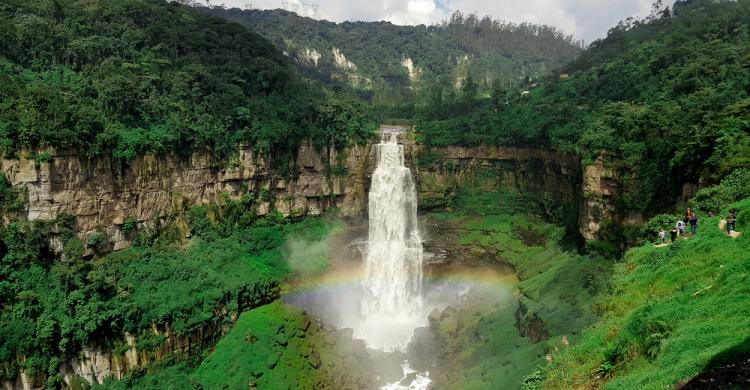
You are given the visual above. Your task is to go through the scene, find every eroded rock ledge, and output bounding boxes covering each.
[1,141,375,252]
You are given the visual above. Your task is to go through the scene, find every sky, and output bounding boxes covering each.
[219,0,657,43]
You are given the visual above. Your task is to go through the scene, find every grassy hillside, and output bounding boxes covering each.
[207,8,582,108]
[424,183,611,389]
[194,302,325,389]
[538,197,749,389]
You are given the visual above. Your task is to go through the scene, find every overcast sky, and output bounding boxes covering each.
[219,0,657,43]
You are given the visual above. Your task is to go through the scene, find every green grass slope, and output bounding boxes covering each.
[194,302,324,389]
[429,187,611,389]
[541,198,750,389]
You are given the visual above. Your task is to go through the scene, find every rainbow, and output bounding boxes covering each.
[282,263,519,301]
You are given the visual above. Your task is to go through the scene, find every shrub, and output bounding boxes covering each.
[639,214,675,242]
[87,232,108,252]
[690,168,750,214]
[721,168,750,201]
[121,217,138,238]
[689,186,726,214]
[521,366,548,390]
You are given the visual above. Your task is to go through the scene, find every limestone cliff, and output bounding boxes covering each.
[413,144,582,225]
[1,141,374,253]
[579,156,644,240]
[1,136,637,253]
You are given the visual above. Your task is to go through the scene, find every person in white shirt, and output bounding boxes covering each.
[676,220,686,236]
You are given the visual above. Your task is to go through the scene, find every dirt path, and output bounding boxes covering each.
[718,219,742,238]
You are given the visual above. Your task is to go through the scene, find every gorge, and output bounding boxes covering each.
[1,0,749,389]
[0,126,618,389]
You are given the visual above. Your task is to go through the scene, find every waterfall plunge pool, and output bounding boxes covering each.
[284,130,518,389]
[282,217,518,389]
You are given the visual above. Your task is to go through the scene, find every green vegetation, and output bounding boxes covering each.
[429,186,611,389]
[194,302,325,389]
[416,0,750,215]
[99,301,375,390]
[2,1,749,389]
[689,168,750,214]
[208,8,582,111]
[540,197,750,389]
[0,0,375,162]
[0,199,340,386]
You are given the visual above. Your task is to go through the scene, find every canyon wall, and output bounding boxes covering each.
[1,137,620,252]
[1,141,375,253]
[413,144,583,229]
[0,135,634,389]
[411,144,645,241]
[579,156,645,240]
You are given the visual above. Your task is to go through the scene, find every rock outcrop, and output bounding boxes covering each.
[1,141,374,252]
[579,155,644,240]
[414,144,582,223]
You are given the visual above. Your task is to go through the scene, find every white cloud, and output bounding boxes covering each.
[220,0,660,42]
[386,0,443,25]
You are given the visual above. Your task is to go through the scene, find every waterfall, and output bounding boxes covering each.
[357,131,425,352]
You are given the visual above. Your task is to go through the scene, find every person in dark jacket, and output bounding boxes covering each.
[726,211,737,233]
[670,228,678,242]
[689,215,698,235]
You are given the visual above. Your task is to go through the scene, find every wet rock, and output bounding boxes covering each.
[308,351,322,369]
[428,309,441,325]
[399,372,418,386]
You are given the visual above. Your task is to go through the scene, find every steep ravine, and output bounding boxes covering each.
[1,134,633,389]
[1,137,616,255]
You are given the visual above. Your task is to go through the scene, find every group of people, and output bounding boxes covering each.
[657,207,739,244]
[658,208,699,243]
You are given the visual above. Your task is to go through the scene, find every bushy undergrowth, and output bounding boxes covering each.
[194,302,324,389]
[689,168,750,214]
[0,201,340,385]
[542,198,750,389]
[432,195,611,388]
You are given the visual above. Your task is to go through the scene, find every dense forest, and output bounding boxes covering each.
[206,7,583,110]
[0,0,375,163]
[415,0,750,217]
[0,0,374,386]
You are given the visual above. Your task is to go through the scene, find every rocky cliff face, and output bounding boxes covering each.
[1,141,374,253]
[413,144,582,224]
[579,156,645,240]
[1,134,638,389]
[1,136,634,253]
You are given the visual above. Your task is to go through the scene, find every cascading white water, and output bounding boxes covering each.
[355,131,426,353]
